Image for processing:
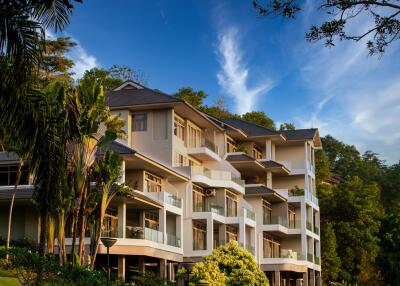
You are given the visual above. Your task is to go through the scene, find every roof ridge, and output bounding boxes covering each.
[223,117,281,134]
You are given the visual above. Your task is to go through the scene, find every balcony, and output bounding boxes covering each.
[187,138,220,161]
[144,191,182,209]
[314,226,319,235]
[190,166,245,193]
[242,208,255,221]
[125,226,181,248]
[194,202,225,216]
[288,188,319,205]
[307,253,314,263]
[306,221,313,232]
[314,256,320,265]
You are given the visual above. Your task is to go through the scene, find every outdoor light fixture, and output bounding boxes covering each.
[100,237,117,286]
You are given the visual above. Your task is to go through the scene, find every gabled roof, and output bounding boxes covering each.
[281,129,318,141]
[106,86,182,108]
[96,140,136,156]
[222,118,281,137]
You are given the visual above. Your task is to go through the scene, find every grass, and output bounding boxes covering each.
[0,276,20,286]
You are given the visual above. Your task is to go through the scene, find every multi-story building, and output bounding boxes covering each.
[0,80,322,286]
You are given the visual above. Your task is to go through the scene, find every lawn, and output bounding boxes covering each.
[0,276,20,286]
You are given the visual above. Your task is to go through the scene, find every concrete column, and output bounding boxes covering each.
[207,216,213,251]
[159,208,166,238]
[118,202,126,238]
[118,160,126,184]
[265,140,272,160]
[127,112,132,147]
[310,269,315,286]
[138,256,145,273]
[159,259,167,279]
[238,218,245,246]
[176,215,183,248]
[303,271,309,286]
[118,255,125,281]
[274,271,281,286]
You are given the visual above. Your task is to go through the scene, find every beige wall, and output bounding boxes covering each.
[272,175,305,190]
[275,145,305,163]
[0,205,38,241]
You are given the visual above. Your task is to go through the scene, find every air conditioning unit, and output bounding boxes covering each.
[205,189,216,197]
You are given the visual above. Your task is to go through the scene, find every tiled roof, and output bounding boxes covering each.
[281,128,318,141]
[260,160,285,168]
[106,88,182,108]
[245,185,275,195]
[221,118,280,137]
[225,153,255,162]
[96,140,136,156]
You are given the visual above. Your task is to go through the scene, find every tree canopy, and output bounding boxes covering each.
[252,0,400,55]
[191,241,269,286]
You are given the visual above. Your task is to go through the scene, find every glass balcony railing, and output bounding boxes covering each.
[288,188,319,205]
[209,204,225,216]
[307,253,314,263]
[314,256,320,265]
[203,138,219,154]
[125,226,181,248]
[314,226,320,235]
[245,244,255,255]
[264,215,288,227]
[165,233,181,247]
[213,239,226,248]
[244,208,255,221]
[190,166,245,187]
[306,221,313,231]
[163,192,182,208]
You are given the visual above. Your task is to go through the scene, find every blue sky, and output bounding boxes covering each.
[60,0,400,163]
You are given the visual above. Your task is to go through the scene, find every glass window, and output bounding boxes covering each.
[133,113,147,131]
[263,233,280,258]
[226,191,238,217]
[288,206,296,229]
[144,172,162,192]
[174,116,185,141]
[252,145,263,159]
[193,221,207,250]
[174,152,188,167]
[226,225,238,242]
[144,212,159,230]
[192,185,205,212]
[187,124,201,148]
[0,165,29,186]
[226,137,237,153]
[263,200,272,224]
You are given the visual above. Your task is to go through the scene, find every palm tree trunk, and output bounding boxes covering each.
[57,210,66,265]
[6,159,23,261]
[90,205,105,269]
[38,207,47,256]
[78,187,88,265]
[47,215,55,254]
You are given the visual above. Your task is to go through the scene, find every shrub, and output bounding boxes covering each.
[130,271,174,286]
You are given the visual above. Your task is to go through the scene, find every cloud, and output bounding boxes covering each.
[216,27,273,114]
[293,12,400,163]
[69,42,98,80]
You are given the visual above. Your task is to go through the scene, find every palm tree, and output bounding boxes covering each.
[67,77,126,265]
[90,150,131,269]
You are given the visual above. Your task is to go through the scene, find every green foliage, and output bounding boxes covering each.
[315,149,331,184]
[378,204,400,286]
[174,87,208,108]
[252,0,400,55]
[279,123,295,130]
[191,241,269,286]
[241,111,275,130]
[130,271,174,286]
[321,222,341,284]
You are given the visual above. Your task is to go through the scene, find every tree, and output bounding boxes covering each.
[380,161,400,208]
[174,87,208,108]
[315,149,331,184]
[90,150,131,268]
[191,241,269,286]
[321,222,341,284]
[241,111,276,130]
[279,123,295,130]
[38,36,77,87]
[252,0,400,55]
[83,65,147,92]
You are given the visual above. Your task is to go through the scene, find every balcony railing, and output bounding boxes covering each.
[288,188,319,205]
[125,226,181,248]
[307,253,314,263]
[208,204,225,216]
[163,192,182,208]
[306,221,313,232]
[314,256,320,265]
[245,244,255,255]
[213,239,226,248]
[243,208,255,221]
[314,226,320,235]
[203,138,219,154]
[190,166,245,187]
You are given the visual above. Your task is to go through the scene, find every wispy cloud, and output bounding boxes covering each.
[216,27,273,114]
[69,42,98,80]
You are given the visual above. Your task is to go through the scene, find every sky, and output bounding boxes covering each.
[59,0,400,164]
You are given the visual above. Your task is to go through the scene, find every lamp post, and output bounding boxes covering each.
[101,237,117,286]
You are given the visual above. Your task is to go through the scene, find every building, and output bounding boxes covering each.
[0,80,322,286]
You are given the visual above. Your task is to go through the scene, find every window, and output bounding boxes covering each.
[252,145,263,159]
[226,137,237,153]
[192,185,205,212]
[193,221,207,250]
[225,191,238,217]
[288,206,296,229]
[263,200,272,224]
[144,212,159,230]
[187,124,201,148]
[103,209,118,237]
[0,165,29,186]
[144,172,162,192]
[133,113,147,131]
[174,116,185,141]
[263,233,280,258]
[174,152,188,167]
[226,225,238,242]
